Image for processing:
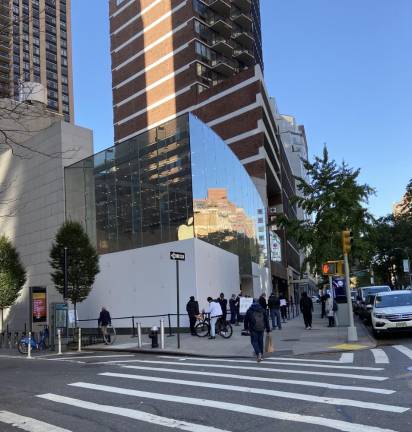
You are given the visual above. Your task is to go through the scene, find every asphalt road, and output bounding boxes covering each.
[0,344,412,432]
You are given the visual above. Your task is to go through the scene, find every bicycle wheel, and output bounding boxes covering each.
[195,321,209,337]
[18,341,28,355]
[104,326,116,345]
[219,321,233,339]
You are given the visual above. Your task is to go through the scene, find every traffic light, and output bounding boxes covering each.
[322,260,344,275]
[342,230,353,254]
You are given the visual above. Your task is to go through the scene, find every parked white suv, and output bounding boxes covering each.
[371,290,412,336]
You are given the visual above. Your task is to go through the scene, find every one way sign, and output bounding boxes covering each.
[170,251,185,261]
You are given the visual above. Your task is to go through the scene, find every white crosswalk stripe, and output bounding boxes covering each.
[37,394,230,432]
[99,371,406,412]
[0,410,72,432]
[64,382,400,432]
[393,345,412,360]
[371,349,390,364]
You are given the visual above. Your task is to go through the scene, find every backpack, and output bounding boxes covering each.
[332,301,338,312]
[251,309,265,331]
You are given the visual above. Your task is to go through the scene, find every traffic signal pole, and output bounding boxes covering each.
[344,252,358,342]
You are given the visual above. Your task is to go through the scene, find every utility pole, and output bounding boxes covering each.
[342,230,358,342]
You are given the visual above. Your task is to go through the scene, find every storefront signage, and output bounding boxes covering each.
[31,287,47,323]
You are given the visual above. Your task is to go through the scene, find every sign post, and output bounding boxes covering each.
[170,251,185,349]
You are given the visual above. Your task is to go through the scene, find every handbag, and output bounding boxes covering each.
[265,332,274,353]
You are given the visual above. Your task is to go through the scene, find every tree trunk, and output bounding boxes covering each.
[0,308,3,333]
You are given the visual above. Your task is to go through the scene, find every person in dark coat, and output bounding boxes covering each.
[186,296,199,335]
[258,293,267,311]
[244,300,271,362]
[218,293,228,321]
[299,292,314,329]
[229,294,237,324]
[268,291,281,330]
[320,293,327,318]
[98,307,112,344]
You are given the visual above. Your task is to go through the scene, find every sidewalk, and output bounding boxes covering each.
[84,305,376,357]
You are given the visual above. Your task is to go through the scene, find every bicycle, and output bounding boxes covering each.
[100,324,116,345]
[195,315,233,339]
[17,327,49,355]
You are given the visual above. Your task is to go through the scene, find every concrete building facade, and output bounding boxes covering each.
[0,0,74,122]
[109,0,302,295]
[0,99,92,331]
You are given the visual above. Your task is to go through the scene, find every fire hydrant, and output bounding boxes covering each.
[149,326,159,348]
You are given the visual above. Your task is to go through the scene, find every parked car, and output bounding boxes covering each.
[354,285,391,315]
[358,294,376,324]
[371,290,412,336]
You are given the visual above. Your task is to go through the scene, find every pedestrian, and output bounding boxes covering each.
[280,294,288,323]
[259,292,267,311]
[218,292,228,322]
[325,294,335,327]
[321,293,326,318]
[235,291,243,324]
[186,296,199,336]
[229,294,237,324]
[244,299,271,362]
[207,296,222,339]
[299,292,314,329]
[268,290,281,330]
[98,306,111,344]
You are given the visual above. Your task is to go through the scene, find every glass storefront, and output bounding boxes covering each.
[65,114,268,277]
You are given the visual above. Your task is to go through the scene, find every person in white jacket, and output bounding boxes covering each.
[325,294,335,327]
[207,296,222,339]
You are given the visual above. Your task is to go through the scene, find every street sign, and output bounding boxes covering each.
[170,251,185,261]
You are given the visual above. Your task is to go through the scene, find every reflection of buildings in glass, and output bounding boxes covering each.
[193,188,256,241]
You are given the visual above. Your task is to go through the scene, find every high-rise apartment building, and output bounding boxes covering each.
[0,0,73,122]
[109,0,302,294]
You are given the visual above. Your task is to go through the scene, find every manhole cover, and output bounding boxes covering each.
[281,338,300,342]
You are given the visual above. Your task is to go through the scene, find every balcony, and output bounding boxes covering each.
[202,0,231,16]
[206,14,232,37]
[231,7,252,31]
[210,35,233,56]
[232,24,253,48]
[232,0,251,13]
[233,47,254,65]
[211,55,238,76]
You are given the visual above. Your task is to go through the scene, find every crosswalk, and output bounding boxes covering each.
[1,345,412,431]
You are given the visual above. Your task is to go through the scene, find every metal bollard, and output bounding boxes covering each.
[57,329,62,355]
[160,319,165,349]
[137,322,142,348]
[28,332,32,359]
[77,327,82,352]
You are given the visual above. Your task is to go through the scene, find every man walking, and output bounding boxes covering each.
[244,299,271,362]
[98,306,112,344]
[268,291,281,330]
[186,296,199,335]
[229,294,237,324]
[207,297,222,340]
[300,292,314,329]
[280,294,288,323]
[259,292,267,311]
[218,293,228,322]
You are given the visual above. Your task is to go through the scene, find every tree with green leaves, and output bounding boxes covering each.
[49,221,99,325]
[0,236,26,329]
[279,146,375,275]
[398,178,412,219]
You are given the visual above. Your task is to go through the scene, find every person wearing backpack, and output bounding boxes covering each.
[244,299,271,362]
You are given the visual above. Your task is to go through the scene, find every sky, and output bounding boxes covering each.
[71,0,412,217]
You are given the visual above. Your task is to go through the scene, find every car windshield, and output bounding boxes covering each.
[375,293,412,308]
[363,287,390,297]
